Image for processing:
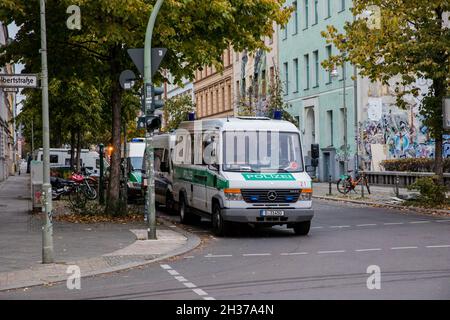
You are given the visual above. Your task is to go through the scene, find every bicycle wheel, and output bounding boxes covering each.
[337,178,352,194]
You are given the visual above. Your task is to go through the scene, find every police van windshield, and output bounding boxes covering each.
[222,131,303,173]
[130,157,143,171]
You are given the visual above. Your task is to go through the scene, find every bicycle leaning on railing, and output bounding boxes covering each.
[337,170,371,195]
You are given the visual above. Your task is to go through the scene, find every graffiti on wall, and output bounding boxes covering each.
[360,103,450,167]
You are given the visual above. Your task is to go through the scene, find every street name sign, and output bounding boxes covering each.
[444,97,450,130]
[0,74,38,88]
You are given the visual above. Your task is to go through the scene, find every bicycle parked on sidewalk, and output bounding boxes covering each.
[337,170,371,195]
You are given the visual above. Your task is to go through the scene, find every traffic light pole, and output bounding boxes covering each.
[144,0,164,240]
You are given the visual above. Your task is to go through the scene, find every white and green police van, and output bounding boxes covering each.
[171,117,313,236]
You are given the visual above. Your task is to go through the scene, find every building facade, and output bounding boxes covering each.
[0,22,15,181]
[194,48,234,119]
[279,0,357,181]
[233,24,279,116]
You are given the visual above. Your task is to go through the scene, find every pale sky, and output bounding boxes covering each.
[7,22,25,112]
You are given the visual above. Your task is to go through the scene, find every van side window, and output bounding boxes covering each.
[50,155,58,164]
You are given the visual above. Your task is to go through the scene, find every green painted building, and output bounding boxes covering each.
[279,0,357,181]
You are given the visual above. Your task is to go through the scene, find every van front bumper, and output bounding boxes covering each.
[221,207,314,224]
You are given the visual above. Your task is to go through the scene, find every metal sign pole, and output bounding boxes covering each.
[144,0,164,240]
[39,0,54,264]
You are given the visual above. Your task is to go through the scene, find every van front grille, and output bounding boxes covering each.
[241,189,300,203]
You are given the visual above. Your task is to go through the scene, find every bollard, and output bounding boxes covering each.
[327,175,333,196]
[395,175,400,198]
[361,172,365,198]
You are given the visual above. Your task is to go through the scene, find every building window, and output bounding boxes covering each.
[303,0,309,29]
[270,66,275,85]
[339,0,345,12]
[304,54,310,90]
[326,45,332,83]
[327,110,334,146]
[282,24,288,40]
[293,1,298,34]
[222,86,225,112]
[313,0,318,25]
[313,50,319,87]
[283,62,289,95]
[293,58,299,92]
[326,0,331,18]
[261,69,267,97]
[236,80,240,99]
[228,83,232,110]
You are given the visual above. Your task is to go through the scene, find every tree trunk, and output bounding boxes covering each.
[435,135,444,184]
[105,45,123,214]
[70,130,75,171]
[76,128,81,172]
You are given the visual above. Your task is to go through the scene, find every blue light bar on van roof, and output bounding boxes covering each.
[188,112,196,121]
[131,138,145,142]
[273,110,282,120]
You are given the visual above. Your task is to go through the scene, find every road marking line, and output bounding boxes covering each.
[243,253,272,257]
[193,288,208,296]
[311,226,323,229]
[435,220,450,223]
[280,252,309,256]
[168,270,180,276]
[174,276,188,282]
[330,225,351,228]
[355,248,382,252]
[356,224,377,227]
[426,245,450,248]
[391,246,418,250]
[160,264,172,270]
[205,254,233,258]
[184,256,195,259]
[318,250,346,254]
[409,221,430,224]
[384,222,404,225]
[183,282,197,288]
[204,297,216,300]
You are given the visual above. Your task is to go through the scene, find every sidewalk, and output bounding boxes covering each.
[0,173,200,291]
[313,182,449,215]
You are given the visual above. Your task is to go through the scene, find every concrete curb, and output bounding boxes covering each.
[0,218,201,292]
[313,195,450,216]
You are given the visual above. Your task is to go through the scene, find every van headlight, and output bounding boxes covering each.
[224,189,243,201]
[299,188,312,201]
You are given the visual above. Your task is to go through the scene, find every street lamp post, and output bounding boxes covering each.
[332,52,349,175]
[39,0,54,263]
[144,0,164,240]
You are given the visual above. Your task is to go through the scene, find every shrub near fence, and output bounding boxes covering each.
[380,158,450,173]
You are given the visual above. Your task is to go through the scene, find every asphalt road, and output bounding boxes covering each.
[2,200,450,300]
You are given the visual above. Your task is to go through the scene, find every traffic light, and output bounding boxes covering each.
[137,115,161,132]
[151,85,164,112]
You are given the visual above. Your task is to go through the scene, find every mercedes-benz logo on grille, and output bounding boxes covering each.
[267,191,278,201]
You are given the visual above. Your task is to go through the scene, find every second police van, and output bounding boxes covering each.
[156,116,314,236]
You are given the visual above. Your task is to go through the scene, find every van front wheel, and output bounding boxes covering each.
[212,204,229,237]
[293,221,311,236]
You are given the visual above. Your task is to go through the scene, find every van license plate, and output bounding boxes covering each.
[260,210,285,217]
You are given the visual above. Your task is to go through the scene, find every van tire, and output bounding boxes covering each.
[212,204,229,237]
[165,191,175,214]
[293,221,311,236]
[179,195,198,224]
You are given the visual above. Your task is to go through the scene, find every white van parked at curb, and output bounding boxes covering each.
[170,117,314,236]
